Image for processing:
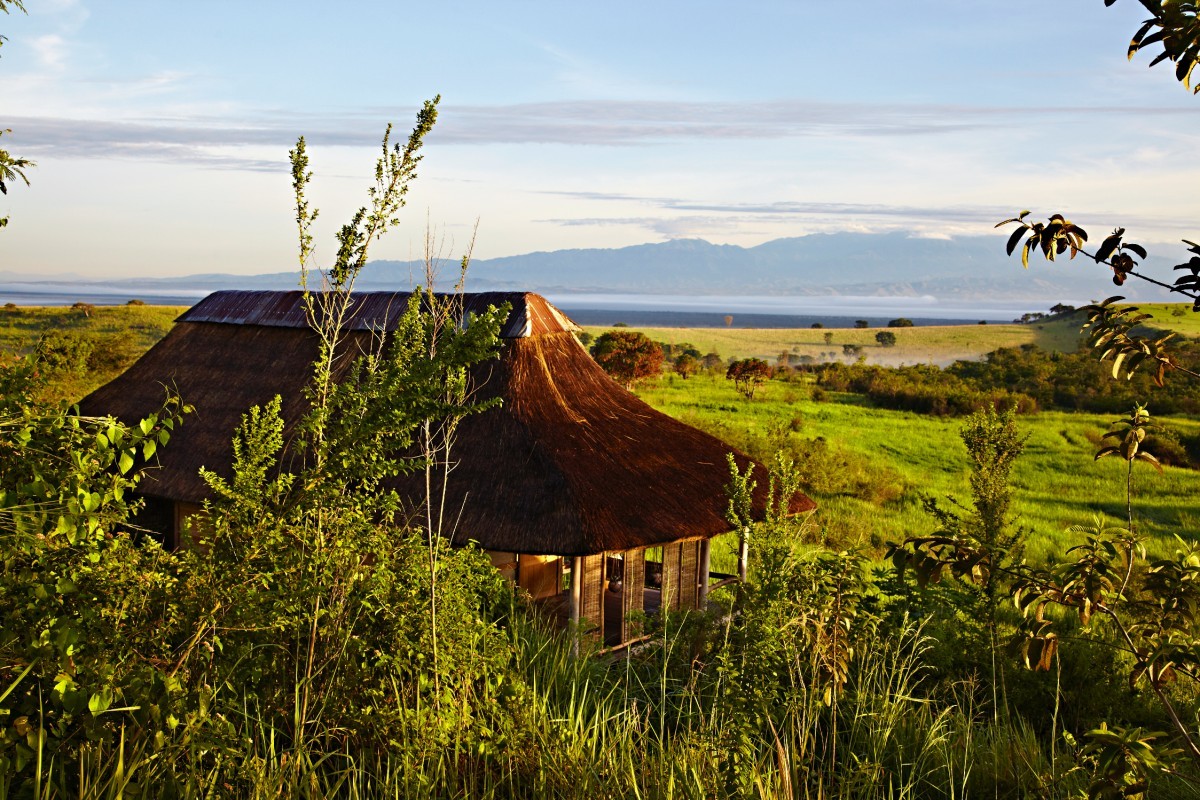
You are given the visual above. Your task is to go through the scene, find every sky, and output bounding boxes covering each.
[1,0,1197,279]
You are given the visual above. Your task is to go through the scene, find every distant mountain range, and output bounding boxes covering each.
[6,232,1185,304]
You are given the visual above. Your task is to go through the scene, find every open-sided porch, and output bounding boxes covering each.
[490,539,716,648]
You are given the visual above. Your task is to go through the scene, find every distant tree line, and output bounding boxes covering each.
[815,341,1200,418]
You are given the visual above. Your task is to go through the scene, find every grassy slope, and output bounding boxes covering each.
[584,317,1081,367]
[636,372,1200,566]
[1136,302,1200,337]
[0,305,184,401]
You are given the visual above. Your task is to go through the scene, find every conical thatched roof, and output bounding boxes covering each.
[81,290,814,556]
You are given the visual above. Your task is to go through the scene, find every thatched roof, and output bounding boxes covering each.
[81,290,814,556]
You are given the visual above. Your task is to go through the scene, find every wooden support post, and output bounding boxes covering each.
[570,555,582,655]
[738,527,749,584]
[698,538,712,609]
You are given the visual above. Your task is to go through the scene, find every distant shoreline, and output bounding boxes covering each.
[0,286,1036,328]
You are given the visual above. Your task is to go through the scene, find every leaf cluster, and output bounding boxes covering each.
[1110,0,1200,93]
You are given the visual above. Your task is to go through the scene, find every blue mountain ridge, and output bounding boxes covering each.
[8,232,1186,303]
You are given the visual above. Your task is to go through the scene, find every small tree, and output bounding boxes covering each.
[576,330,594,348]
[875,330,897,347]
[674,353,700,379]
[126,298,146,306]
[823,331,834,345]
[726,357,771,399]
[701,351,724,372]
[855,319,869,328]
[590,330,664,387]
[887,317,914,328]
[842,343,863,358]
[811,322,824,329]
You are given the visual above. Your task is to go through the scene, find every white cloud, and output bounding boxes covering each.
[30,33,67,69]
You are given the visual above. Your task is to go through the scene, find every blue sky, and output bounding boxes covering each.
[1,0,1197,278]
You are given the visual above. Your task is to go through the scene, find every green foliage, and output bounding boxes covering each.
[875,330,897,347]
[589,329,664,387]
[0,354,189,782]
[0,99,525,794]
[34,330,94,374]
[1095,403,1163,473]
[819,360,1036,416]
[888,317,914,328]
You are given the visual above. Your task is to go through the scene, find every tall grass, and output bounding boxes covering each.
[4,611,1093,800]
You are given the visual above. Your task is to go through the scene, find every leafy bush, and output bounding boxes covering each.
[34,330,94,373]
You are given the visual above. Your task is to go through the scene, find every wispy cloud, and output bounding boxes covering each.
[30,34,68,69]
[535,191,1200,242]
[9,97,1197,169]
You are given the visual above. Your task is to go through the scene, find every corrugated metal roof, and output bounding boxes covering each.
[177,290,580,339]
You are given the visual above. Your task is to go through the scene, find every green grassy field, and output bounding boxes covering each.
[1134,302,1200,337]
[0,304,184,401]
[635,372,1200,568]
[584,317,1082,367]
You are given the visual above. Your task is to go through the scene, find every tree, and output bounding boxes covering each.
[875,330,897,347]
[823,331,834,345]
[673,352,700,379]
[590,330,664,387]
[887,317,914,328]
[855,319,869,328]
[726,357,771,399]
[810,322,824,329]
[842,343,863,358]
[701,351,724,371]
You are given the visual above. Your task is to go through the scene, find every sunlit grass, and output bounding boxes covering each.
[636,372,1200,563]
[586,317,1083,367]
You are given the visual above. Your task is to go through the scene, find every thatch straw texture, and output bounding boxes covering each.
[81,290,815,557]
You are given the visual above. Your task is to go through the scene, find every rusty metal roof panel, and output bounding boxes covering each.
[178,290,580,338]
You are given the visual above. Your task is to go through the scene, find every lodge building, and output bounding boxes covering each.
[81,290,815,647]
